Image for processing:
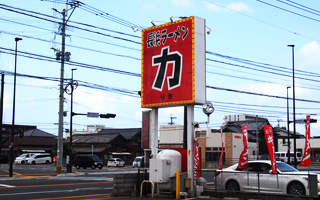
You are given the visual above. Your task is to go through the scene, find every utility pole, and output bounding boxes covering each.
[56,8,66,174]
[169,115,177,125]
[53,3,78,174]
[0,74,4,157]
[256,115,259,160]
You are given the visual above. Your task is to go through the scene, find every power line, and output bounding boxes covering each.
[0,47,140,77]
[207,58,320,83]
[207,70,320,91]
[285,0,320,14]
[207,51,320,78]
[204,0,320,43]
[276,0,320,17]
[206,85,320,104]
[0,3,140,38]
[256,0,320,23]
[0,5,140,44]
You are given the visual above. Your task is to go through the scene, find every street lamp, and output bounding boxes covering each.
[287,44,297,168]
[10,37,22,177]
[287,86,291,165]
[68,68,77,173]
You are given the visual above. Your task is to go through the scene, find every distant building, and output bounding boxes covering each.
[1,127,57,160]
[69,127,142,165]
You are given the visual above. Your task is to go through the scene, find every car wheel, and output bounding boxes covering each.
[45,160,49,164]
[226,180,240,193]
[287,181,305,197]
[99,166,103,169]
[83,166,86,169]
[21,161,25,164]
[123,164,125,167]
[32,161,36,165]
[91,165,95,169]
[116,164,119,167]
[76,165,80,169]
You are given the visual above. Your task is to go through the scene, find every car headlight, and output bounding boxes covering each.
[94,162,97,165]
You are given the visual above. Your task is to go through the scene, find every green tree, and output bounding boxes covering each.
[52,142,70,158]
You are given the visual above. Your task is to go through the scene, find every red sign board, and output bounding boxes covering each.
[142,111,150,149]
[141,16,206,108]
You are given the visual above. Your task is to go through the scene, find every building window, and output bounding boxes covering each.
[206,152,223,168]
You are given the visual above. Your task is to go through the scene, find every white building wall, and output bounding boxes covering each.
[277,138,320,153]
[159,125,183,143]
[232,133,257,160]
[206,132,257,159]
[206,132,223,147]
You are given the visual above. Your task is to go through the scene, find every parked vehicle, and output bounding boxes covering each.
[275,151,302,164]
[259,154,281,161]
[73,154,103,169]
[0,153,8,164]
[132,156,144,168]
[107,158,125,167]
[14,153,34,164]
[215,160,320,197]
[26,153,51,164]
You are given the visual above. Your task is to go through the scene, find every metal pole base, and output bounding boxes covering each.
[56,167,62,174]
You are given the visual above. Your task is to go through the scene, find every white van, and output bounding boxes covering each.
[26,153,52,164]
[14,153,34,164]
[275,151,302,164]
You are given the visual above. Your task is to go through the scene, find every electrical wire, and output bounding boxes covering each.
[276,0,320,17]
[256,0,320,23]
[204,0,320,43]
[206,85,320,103]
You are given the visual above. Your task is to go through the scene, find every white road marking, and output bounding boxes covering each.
[0,184,16,187]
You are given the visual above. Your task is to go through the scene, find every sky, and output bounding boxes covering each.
[0,0,319,138]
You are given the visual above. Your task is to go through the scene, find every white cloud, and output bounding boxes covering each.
[171,0,192,7]
[298,41,320,68]
[73,87,117,113]
[226,2,251,12]
[205,1,222,12]
[206,1,252,12]
[141,3,157,10]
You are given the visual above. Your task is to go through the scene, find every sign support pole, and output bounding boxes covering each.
[150,108,158,159]
[187,104,194,195]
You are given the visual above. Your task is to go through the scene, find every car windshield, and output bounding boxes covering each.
[29,154,36,158]
[92,155,101,161]
[134,158,142,162]
[18,154,28,157]
[276,162,299,172]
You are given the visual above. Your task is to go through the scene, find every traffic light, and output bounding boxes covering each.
[304,119,317,123]
[100,113,116,118]
[19,128,24,138]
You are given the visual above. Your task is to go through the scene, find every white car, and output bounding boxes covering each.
[14,153,34,164]
[26,153,52,164]
[107,158,125,167]
[215,160,320,197]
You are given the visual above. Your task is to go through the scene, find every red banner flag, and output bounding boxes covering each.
[300,115,311,167]
[237,124,249,170]
[218,126,224,170]
[263,125,277,174]
[194,138,201,180]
